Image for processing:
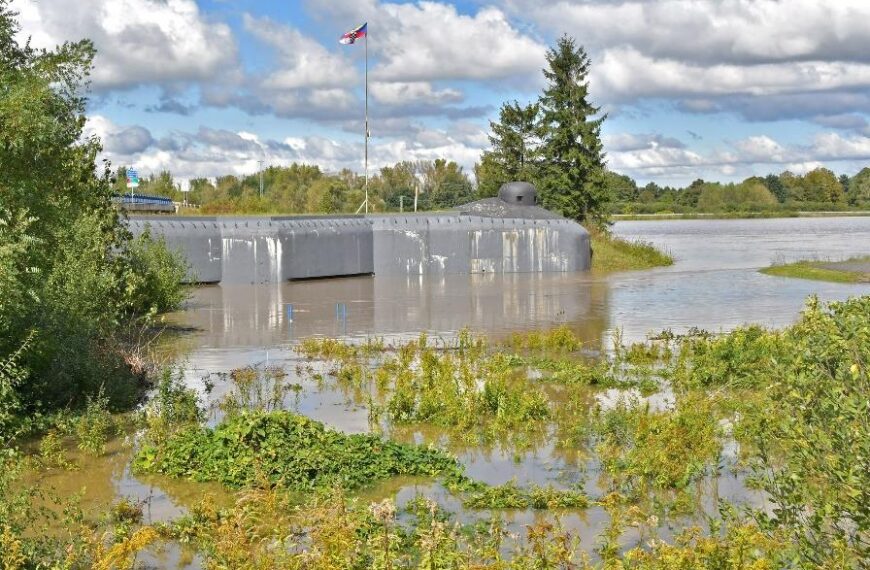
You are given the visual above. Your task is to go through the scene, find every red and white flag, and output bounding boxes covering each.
[339,23,367,45]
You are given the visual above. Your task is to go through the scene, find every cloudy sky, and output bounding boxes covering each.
[12,0,870,187]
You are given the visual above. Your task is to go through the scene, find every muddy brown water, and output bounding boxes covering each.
[28,217,870,566]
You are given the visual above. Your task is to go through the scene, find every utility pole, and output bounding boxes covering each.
[257,160,264,197]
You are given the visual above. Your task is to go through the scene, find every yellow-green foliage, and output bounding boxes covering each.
[507,325,582,352]
[75,393,114,456]
[303,332,550,439]
[219,366,301,416]
[595,394,721,491]
[615,524,782,570]
[671,325,787,390]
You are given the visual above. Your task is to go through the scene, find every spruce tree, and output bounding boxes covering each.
[538,35,609,224]
[476,101,540,197]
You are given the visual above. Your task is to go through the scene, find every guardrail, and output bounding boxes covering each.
[113,194,176,213]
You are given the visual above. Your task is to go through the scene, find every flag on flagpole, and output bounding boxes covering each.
[339,23,367,45]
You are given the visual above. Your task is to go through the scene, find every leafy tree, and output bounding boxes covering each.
[420,159,474,210]
[838,173,850,196]
[373,161,417,210]
[305,178,347,214]
[778,171,803,202]
[139,170,181,200]
[676,179,704,208]
[0,3,186,418]
[537,35,609,225]
[477,101,540,197]
[846,167,870,207]
[604,171,638,203]
[736,179,777,208]
[802,167,844,203]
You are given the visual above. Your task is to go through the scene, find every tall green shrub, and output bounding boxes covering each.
[0,3,186,417]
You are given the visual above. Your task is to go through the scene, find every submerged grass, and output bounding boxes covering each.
[760,255,870,283]
[589,229,674,272]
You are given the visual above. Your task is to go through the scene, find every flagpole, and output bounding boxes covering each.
[364,30,369,215]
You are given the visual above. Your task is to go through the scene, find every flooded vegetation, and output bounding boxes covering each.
[5,291,869,568]
[2,215,867,569]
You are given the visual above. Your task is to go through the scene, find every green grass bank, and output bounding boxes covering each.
[590,229,674,272]
[761,256,870,284]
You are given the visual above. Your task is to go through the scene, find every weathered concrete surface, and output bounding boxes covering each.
[127,210,590,284]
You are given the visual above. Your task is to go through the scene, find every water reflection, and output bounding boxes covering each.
[169,272,611,348]
[168,217,869,355]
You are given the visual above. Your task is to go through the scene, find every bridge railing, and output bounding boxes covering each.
[113,193,174,206]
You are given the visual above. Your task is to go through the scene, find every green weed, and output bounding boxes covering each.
[75,392,114,456]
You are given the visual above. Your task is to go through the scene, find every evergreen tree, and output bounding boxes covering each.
[763,173,787,203]
[537,35,609,224]
[476,101,540,197]
[838,173,850,197]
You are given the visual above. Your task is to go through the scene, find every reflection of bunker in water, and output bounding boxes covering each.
[128,182,591,284]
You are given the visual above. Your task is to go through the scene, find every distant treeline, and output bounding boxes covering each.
[113,159,475,215]
[607,167,870,215]
[117,162,870,217]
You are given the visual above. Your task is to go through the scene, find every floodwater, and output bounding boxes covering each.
[30,216,870,564]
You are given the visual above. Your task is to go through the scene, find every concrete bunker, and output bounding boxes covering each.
[127,182,591,284]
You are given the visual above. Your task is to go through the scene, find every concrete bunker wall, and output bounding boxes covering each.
[127,214,589,284]
[277,218,373,280]
[372,216,590,276]
[129,218,222,283]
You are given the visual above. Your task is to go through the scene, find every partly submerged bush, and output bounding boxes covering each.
[134,410,464,491]
[594,394,721,491]
[119,232,189,316]
[750,296,870,566]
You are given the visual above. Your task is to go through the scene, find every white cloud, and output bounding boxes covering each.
[371,82,463,106]
[310,1,548,83]
[498,0,870,123]
[593,47,870,102]
[13,0,239,90]
[733,136,788,163]
[604,132,686,152]
[606,130,870,182]
[519,0,870,66]
[243,14,357,91]
[84,116,486,182]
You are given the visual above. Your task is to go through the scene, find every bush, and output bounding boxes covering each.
[120,232,189,316]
